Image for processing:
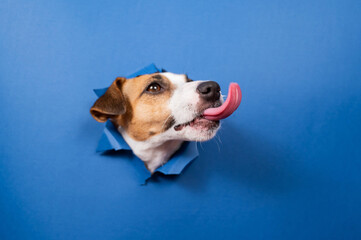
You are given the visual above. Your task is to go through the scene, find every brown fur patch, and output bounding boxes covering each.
[112,73,176,141]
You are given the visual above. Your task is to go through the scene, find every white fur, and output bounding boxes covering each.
[118,127,183,172]
[118,73,222,173]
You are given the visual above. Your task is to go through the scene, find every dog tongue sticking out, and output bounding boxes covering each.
[203,83,242,121]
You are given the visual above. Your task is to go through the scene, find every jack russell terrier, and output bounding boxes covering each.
[90,72,241,173]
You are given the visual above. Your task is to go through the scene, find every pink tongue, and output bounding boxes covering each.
[203,83,242,120]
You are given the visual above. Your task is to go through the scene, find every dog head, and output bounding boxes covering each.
[90,72,222,142]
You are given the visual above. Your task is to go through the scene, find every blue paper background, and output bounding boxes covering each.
[1,1,361,239]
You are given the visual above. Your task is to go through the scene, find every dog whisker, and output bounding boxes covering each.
[215,135,222,153]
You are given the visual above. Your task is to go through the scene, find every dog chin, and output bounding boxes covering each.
[173,117,220,142]
[183,127,220,141]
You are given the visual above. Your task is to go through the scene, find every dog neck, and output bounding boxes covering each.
[118,127,183,173]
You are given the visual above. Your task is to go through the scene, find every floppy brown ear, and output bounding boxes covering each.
[90,77,126,122]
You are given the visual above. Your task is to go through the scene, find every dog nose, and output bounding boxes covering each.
[197,81,221,102]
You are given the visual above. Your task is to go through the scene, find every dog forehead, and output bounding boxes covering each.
[159,72,187,88]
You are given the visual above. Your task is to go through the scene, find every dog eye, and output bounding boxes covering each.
[146,83,162,93]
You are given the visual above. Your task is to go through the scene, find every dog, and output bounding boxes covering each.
[90,72,240,173]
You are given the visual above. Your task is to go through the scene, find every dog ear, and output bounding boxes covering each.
[90,77,127,122]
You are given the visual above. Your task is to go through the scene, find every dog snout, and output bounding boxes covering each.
[197,81,221,102]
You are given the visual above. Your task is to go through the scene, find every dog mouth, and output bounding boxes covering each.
[173,83,242,132]
[174,116,220,131]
